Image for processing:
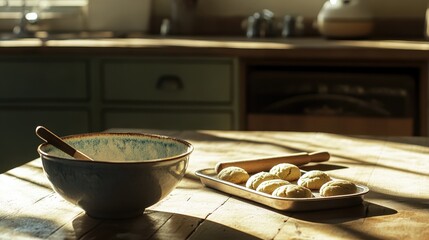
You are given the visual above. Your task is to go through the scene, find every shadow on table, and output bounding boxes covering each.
[300,163,347,171]
[203,185,397,226]
[287,201,397,224]
[72,210,261,240]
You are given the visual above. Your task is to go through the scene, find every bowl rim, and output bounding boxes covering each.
[37,132,194,164]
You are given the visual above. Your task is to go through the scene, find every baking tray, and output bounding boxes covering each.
[195,168,369,212]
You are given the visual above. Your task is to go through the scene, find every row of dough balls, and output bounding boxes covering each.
[217,163,357,197]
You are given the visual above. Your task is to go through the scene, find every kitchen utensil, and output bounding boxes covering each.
[317,0,373,38]
[215,151,330,174]
[171,0,198,35]
[246,9,276,38]
[282,15,300,37]
[37,132,193,219]
[35,126,93,161]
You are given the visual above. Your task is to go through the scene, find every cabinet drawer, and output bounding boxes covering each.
[0,60,88,101]
[104,110,233,130]
[103,58,232,103]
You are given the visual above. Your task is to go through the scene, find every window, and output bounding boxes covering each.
[0,0,86,16]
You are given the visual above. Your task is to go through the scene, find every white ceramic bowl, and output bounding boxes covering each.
[37,132,193,219]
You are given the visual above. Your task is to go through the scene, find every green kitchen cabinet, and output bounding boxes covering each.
[0,59,88,100]
[0,57,91,173]
[103,58,232,103]
[100,57,238,130]
[0,56,238,173]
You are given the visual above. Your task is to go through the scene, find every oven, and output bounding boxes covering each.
[245,61,423,136]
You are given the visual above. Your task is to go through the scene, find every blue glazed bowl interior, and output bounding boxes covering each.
[40,133,192,163]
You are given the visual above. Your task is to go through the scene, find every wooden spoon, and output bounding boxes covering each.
[35,126,93,161]
[215,151,330,174]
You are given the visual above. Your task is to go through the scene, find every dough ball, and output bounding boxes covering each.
[272,184,313,198]
[297,170,331,190]
[320,180,358,197]
[256,179,290,194]
[269,163,301,181]
[245,172,279,190]
[217,166,250,184]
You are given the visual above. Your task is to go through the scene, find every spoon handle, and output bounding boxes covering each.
[35,126,93,161]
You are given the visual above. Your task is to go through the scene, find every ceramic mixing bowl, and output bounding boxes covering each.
[37,132,193,219]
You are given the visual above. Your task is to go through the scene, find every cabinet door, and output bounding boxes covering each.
[0,59,88,101]
[103,58,232,103]
[0,109,90,173]
[104,110,232,130]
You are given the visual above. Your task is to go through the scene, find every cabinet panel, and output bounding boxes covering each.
[0,60,88,101]
[0,109,90,173]
[103,58,232,103]
[104,110,232,130]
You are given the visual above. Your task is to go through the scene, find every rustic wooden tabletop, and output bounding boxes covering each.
[1,129,428,239]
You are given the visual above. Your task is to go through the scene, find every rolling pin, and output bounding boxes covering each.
[215,151,330,174]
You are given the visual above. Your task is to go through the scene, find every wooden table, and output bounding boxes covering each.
[1,129,429,239]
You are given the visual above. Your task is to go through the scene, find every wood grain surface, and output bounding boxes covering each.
[1,129,429,239]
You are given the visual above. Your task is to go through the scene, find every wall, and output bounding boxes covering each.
[153,0,427,19]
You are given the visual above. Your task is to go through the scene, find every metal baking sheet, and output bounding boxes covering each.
[195,168,369,212]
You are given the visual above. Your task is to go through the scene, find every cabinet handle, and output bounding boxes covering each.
[156,75,184,91]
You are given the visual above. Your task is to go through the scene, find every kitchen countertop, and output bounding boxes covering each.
[1,129,428,239]
[1,36,429,59]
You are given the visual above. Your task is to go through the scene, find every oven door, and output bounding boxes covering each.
[246,64,418,136]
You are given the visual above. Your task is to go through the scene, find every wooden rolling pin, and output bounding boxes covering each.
[215,151,330,174]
